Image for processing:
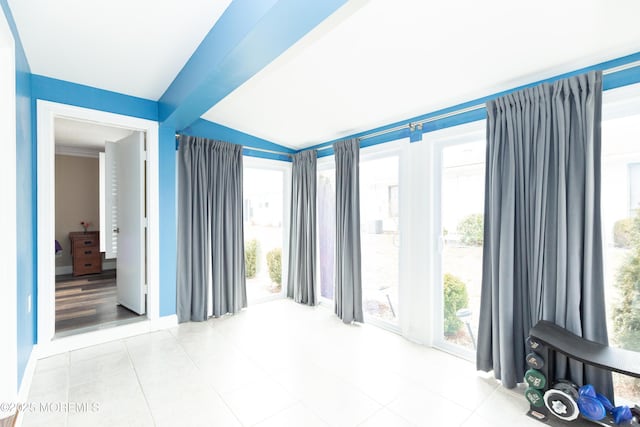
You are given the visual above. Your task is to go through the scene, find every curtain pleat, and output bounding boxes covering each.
[177,136,246,322]
[287,150,318,305]
[477,71,613,398]
[334,139,363,324]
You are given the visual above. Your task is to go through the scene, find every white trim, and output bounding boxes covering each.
[55,144,101,158]
[428,120,485,361]
[37,100,160,347]
[36,315,177,358]
[0,8,17,419]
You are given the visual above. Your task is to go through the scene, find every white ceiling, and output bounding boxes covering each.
[202,0,640,149]
[8,0,232,100]
[55,118,132,151]
[9,0,640,150]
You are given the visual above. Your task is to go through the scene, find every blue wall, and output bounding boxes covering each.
[0,0,36,388]
[158,124,177,316]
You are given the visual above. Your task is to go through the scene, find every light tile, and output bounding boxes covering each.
[69,340,126,363]
[358,408,414,427]
[221,377,297,426]
[255,402,328,427]
[24,300,542,427]
[387,384,472,426]
[35,352,69,372]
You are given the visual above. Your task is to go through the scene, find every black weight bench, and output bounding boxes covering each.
[527,320,640,426]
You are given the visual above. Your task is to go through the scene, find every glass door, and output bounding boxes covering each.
[433,125,486,358]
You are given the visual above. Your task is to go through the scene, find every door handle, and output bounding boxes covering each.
[113,227,120,233]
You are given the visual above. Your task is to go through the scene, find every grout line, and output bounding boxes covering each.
[173,325,245,426]
[122,338,158,427]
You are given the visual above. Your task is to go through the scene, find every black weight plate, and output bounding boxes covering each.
[544,389,579,421]
[527,336,543,350]
[526,352,544,369]
[552,380,579,401]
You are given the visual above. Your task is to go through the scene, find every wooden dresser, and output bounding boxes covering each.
[69,231,102,276]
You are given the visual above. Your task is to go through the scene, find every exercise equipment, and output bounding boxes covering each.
[527,335,543,350]
[544,388,580,421]
[525,387,545,407]
[595,393,614,413]
[613,406,633,425]
[552,380,579,401]
[526,352,544,369]
[577,394,606,421]
[525,368,547,389]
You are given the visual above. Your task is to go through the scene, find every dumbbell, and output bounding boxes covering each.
[543,380,580,422]
[526,351,544,370]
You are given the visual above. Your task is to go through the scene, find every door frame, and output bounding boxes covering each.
[0,6,17,417]
[242,156,291,304]
[430,120,485,361]
[37,100,160,350]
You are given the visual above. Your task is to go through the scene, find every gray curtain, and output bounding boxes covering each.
[477,71,613,398]
[287,150,317,305]
[177,136,246,322]
[334,139,363,323]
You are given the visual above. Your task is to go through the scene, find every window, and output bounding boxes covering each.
[360,153,400,325]
[601,83,640,404]
[432,122,486,357]
[317,166,335,301]
[243,166,285,303]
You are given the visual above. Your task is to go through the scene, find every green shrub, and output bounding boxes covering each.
[457,213,484,246]
[245,239,259,278]
[267,248,282,285]
[614,212,640,351]
[614,217,634,248]
[443,273,469,336]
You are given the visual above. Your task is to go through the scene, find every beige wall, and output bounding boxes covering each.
[55,155,100,267]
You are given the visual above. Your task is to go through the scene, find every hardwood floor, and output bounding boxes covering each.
[55,269,143,335]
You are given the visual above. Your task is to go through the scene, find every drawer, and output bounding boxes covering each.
[72,237,98,249]
[72,253,102,276]
[73,246,99,258]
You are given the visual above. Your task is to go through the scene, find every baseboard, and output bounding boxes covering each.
[151,314,178,330]
[55,260,116,276]
[55,265,71,275]
[14,345,39,427]
[17,346,38,402]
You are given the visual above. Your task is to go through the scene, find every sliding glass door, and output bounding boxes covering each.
[433,123,486,358]
[243,163,287,304]
[360,149,401,327]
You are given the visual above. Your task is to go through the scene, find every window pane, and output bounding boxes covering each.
[602,111,640,404]
[441,141,485,351]
[318,168,335,300]
[360,155,400,324]
[243,168,284,303]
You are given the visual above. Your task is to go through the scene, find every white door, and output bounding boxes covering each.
[112,131,146,314]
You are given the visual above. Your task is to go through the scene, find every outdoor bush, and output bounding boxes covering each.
[444,273,469,336]
[457,213,484,246]
[267,248,282,285]
[613,212,640,395]
[614,217,634,248]
[614,212,640,351]
[245,239,259,278]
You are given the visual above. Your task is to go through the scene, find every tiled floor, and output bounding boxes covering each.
[22,299,541,427]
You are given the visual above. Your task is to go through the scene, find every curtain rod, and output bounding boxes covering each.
[175,134,293,158]
[309,59,640,153]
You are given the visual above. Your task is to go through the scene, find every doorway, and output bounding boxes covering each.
[53,118,145,336]
[37,100,160,349]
